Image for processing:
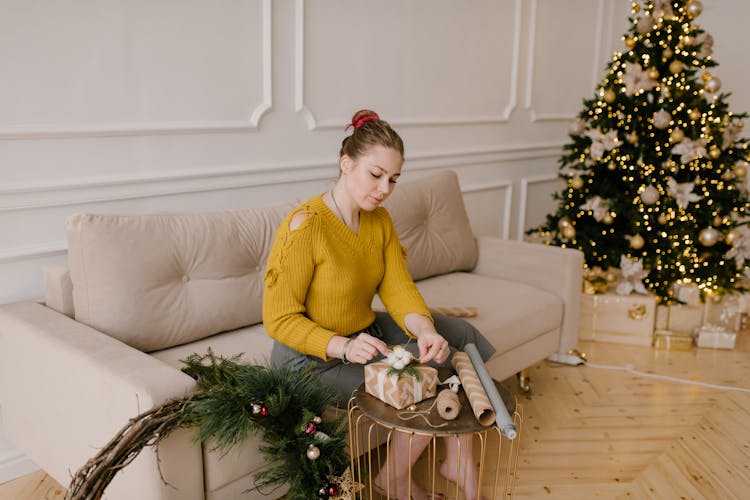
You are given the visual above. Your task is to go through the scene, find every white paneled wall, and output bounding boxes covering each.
[1,0,748,481]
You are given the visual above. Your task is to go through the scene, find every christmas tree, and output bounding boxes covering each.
[532,0,750,304]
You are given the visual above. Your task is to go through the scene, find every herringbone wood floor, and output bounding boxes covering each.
[2,332,749,499]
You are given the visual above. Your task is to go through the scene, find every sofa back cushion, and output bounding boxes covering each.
[66,202,295,352]
[384,170,477,281]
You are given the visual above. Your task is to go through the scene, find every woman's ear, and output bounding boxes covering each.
[339,155,354,174]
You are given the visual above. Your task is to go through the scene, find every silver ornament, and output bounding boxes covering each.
[640,185,660,205]
[306,444,321,460]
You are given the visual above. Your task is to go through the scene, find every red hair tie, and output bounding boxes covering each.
[346,113,379,131]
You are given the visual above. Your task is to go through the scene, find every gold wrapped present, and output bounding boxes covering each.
[364,362,438,409]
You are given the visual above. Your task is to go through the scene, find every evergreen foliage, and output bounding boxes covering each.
[531,0,750,303]
[182,352,350,499]
[67,351,350,500]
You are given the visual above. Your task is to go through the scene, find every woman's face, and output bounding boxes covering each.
[341,145,403,211]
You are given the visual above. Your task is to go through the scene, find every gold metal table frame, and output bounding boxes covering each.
[347,371,522,499]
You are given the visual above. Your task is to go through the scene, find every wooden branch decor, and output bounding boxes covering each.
[65,351,351,500]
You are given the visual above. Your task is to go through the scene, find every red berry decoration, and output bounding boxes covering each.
[259,405,269,416]
[327,483,338,496]
[304,421,317,435]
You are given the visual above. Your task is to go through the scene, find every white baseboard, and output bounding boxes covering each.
[0,451,38,485]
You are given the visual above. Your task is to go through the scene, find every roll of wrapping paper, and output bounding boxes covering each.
[464,343,518,439]
[436,388,461,420]
[451,352,495,426]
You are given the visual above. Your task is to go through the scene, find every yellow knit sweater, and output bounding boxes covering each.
[262,194,431,360]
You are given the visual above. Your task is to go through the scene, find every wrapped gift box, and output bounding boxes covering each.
[695,295,743,349]
[364,362,437,409]
[579,292,657,346]
[696,329,737,349]
[655,303,704,336]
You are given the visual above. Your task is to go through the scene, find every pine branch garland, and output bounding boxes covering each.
[65,351,350,500]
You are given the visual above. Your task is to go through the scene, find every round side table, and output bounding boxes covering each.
[347,368,522,499]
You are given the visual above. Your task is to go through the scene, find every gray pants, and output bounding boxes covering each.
[271,312,496,406]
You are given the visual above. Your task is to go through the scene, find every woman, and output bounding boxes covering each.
[263,110,495,500]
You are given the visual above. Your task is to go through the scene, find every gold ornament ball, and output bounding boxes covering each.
[734,162,748,179]
[705,77,722,94]
[571,176,584,189]
[670,128,685,143]
[625,37,637,49]
[630,234,645,250]
[657,213,668,224]
[561,226,576,240]
[602,213,614,225]
[687,0,704,18]
[689,108,702,121]
[701,71,713,82]
[608,162,617,171]
[558,216,572,230]
[726,229,739,246]
[662,48,674,59]
[699,227,721,247]
[647,67,660,80]
[712,215,724,227]
[603,89,617,103]
[669,60,684,74]
[708,146,721,160]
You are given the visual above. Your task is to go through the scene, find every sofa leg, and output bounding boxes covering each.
[517,369,531,393]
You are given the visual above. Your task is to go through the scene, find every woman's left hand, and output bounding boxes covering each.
[416,329,450,364]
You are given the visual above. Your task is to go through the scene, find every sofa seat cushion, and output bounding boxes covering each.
[414,272,564,353]
[150,324,275,492]
[66,202,295,352]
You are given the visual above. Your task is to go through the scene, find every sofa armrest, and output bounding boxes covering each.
[0,301,204,500]
[473,237,584,354]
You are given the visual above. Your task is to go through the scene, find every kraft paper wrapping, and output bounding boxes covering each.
[364,362,438,410]
[451,352,495,426]
[464,343,518,439]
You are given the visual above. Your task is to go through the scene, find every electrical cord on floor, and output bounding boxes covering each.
[582,360,750,394]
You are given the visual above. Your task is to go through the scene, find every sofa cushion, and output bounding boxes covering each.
[66,202,295,352]
[411,272,563,353]
[384,170,478,281]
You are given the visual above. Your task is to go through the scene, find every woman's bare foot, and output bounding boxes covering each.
[372,474,444,500]
[439,459,485,500]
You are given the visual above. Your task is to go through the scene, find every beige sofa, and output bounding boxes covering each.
[0,170,583,500]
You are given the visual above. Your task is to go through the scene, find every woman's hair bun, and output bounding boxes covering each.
[347,109,380,131]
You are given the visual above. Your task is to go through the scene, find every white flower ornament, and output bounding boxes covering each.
[667,176,702,209]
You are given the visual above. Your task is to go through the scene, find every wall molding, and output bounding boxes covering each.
[0,142,565,213]
[518,173,560,240]
[296,0,522,130]
[525,0,607,122]
[462,180,514,239]
[0,241,68,263]
[0,143,563,262]
[0,0,272,140]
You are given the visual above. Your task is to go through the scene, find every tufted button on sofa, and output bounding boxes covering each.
[0,169,583,499]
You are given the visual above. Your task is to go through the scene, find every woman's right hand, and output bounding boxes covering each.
[343,332,389,364]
